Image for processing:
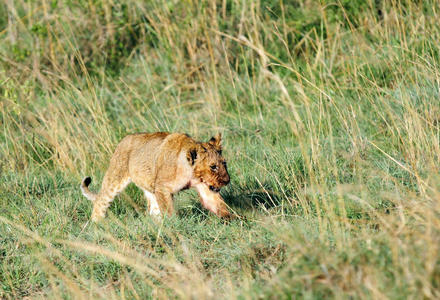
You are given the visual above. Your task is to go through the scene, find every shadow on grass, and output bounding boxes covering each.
[222,180,285,211]
[176,180,286,220]
[179,179,294,221]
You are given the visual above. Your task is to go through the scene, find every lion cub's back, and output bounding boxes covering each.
[117,132,169,187]
[124,132,169,148]
[122,132,170,161]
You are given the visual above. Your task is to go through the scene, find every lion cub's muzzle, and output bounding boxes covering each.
[209,186,221,193]
[209,175,230,193]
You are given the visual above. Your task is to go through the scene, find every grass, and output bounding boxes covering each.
[1,0,440,298]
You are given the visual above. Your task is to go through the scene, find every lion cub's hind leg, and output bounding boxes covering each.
[90,140,133,222]
[142,189,161,217]
[154,187,174,217]
[91,177,131,222]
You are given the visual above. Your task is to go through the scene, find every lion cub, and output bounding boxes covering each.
[80,132,231,221]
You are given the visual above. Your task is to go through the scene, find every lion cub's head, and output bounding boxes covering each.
[187,133,230,192]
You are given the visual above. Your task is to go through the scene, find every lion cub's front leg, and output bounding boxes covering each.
[194,184,230,218]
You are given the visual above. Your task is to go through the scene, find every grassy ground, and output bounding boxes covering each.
[1,0,440,298]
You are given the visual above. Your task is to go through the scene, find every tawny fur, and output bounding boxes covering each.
[80,132,231,221]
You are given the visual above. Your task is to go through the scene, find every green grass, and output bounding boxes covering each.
[2,0,440,298]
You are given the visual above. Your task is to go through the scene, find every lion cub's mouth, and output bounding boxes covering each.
[209,186,221,193]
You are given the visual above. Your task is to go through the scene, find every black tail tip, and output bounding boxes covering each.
[83,177,92,187]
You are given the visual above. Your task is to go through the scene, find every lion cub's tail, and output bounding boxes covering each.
[80,177,97,201]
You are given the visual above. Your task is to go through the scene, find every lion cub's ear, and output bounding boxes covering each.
[209,133,222,150]
[187,147,197,165]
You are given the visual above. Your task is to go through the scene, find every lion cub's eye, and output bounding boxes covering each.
[210,165,218,171]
